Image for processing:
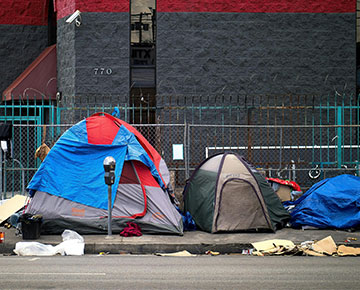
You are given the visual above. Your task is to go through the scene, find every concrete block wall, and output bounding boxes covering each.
[156,1,356,98]
[56,0,130,122]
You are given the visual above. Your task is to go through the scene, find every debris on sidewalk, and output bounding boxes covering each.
[13,229,84,256]
[155,250,196,257]
[251,239,298,256]
[311,236,337,255]
[251,236,360,257]
[241,249,253,255]
[345,237,358,243]
[337,245,360,256]
[97,251,110,256]
[205,250,220,256]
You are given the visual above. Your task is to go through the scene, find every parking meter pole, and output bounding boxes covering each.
[103,156,116,239]
[107,184,112,237]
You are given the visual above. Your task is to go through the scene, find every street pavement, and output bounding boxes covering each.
[1,255,360,289]
[1,227,360,255]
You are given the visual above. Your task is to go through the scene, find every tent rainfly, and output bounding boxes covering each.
[26,112,183,235]
[183,152,290,233]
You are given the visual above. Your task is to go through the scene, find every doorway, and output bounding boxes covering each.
[130,0,156,124]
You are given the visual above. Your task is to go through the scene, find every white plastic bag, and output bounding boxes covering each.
[13,230,85,256]
[61,229,84,243]
[14,242,59,256]
[54,230,84,256]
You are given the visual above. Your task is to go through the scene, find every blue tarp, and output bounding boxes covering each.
[289,175,360,229]
[27,119,164,210]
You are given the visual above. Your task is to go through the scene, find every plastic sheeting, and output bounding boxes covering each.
[289,175,360,229]
[14,230,84,256]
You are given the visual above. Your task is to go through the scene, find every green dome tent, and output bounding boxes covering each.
[183,152,290,233]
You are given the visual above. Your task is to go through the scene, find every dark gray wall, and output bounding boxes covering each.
[57,13,130,101]
[57,18,76,98]
[0,25,48,97]
[74,12,129,99]
[57,12,130,122]
[156,12,356,97]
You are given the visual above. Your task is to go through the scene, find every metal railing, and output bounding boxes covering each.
[1,93,359,199]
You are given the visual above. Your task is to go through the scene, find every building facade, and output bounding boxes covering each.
[0,0,357,122]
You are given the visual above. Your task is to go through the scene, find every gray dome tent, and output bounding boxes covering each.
[183,152,290,233]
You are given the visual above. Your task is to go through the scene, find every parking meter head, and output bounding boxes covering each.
[103,156,116,185]
[103,156,116,172]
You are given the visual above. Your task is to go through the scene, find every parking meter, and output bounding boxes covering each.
[103,156,116,185]
[103,156,116,238]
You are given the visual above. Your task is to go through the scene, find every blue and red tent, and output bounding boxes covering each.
[26,113,183,235]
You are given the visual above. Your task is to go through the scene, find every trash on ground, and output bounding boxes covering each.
[155,250,196,257]
[241,249,253,255]
[251,239,297,256]
[14,241,59,256]
[311,236,337,255]
[337,245,360,256]
[345,237,358,243]
[97,251,110,256]
[251,235,360,257]
[13,229,84,256]
[205,250,220,256]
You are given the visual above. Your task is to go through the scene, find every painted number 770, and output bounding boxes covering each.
[93,68,113,75]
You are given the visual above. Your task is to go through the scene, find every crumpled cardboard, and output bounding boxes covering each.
[251,239,296,255]
[155,250,196,257]
[311,236,337,255]
[251,236,360,257]
[337,245,360,256]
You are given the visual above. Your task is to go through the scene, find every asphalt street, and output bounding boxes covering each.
[1,255,360,289]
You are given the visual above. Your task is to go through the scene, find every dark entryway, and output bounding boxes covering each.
[130,0,156,124]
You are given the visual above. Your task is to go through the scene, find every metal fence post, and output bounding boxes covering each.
[184,122,189,180]
[336,107,343,168]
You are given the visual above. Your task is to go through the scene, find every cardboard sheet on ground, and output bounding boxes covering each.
[0,195,27,224]
[337,245,360,256]
[312,236,337,255]
[155,250,196,257]
[251,239,295,253]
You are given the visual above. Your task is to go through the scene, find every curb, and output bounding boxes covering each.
[1,242,254,255]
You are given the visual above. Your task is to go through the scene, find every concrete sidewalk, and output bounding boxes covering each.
[1,227,360,255]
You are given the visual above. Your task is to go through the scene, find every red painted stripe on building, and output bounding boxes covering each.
[56,0,129,20]
[0,0,129,25]
[158,0,356,13]
[0,0,48,25]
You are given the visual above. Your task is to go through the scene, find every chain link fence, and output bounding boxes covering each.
[1,122,359,199]
[188,124,360,190]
